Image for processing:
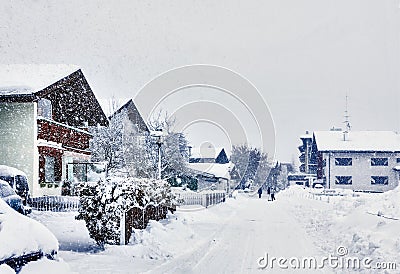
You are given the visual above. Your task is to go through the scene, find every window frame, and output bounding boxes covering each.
[371,158,388,166]
[335,157,353,166]
[335,176,353,185]
[371,176,389,185]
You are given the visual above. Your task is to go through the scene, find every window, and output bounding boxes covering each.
[335,158,352,166]
[371,176,389,185]
[335,176,352,185]
[371,158,388,166]
[45,156,55,182]
[37,98,52,119]
[396,158,400,163]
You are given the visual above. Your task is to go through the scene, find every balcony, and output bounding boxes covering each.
[37,117,91,152]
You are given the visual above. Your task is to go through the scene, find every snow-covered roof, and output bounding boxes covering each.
[314,131,400,152]
[190,147,225,159]
[188,163,233,179]
[300,134,312,139]
[0,165,27,177]
[0,64,80,95]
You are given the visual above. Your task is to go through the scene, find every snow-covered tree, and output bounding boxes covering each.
[230,144,270,189]
[90,108,130,175]
[147,112,189,180]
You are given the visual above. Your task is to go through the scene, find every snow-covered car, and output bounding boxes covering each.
[0,180,31,215]
[311,183,324,194]
[0,198,58,272]
[0,165,30,205]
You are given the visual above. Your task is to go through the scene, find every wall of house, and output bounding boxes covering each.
[0,102,36,194]
[323,152,400,192]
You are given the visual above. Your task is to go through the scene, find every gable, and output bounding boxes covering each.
[36,69,108,127]
[110,99,149,133]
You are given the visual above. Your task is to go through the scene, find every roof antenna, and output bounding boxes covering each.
[343,94,351,141]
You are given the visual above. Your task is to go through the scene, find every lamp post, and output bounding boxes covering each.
[151,129,163,180]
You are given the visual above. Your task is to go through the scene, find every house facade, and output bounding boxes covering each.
[0,65,108,197]
[313,130,400,192]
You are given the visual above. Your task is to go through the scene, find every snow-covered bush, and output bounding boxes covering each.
[75,177,175,247]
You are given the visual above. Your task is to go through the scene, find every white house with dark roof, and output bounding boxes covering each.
[189,145,229,164]
[0,65,108,197]
[312,130,400,192]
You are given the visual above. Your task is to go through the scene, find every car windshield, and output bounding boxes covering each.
[0,184,15,197]
[0,175,14,187]
[15,175,29,192]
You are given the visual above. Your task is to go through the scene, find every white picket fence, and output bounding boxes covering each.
[30,196,81,211]
[174,190,226,208]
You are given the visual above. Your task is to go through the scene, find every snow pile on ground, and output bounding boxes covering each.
[19,258,75,274]
[279,185,400,271]
[0,199,58,262]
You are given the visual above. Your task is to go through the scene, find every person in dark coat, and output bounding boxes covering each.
[267,187,271,201]
[258,187,262,198]
[271,188,276,201]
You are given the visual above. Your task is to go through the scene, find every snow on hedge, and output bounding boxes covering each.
[76,177,175,246]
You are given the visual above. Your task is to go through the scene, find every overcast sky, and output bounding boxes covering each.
[1,0,400,163]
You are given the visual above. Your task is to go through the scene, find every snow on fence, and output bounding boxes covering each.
[174,190,226,208]
[30,196,80,212]
[121,204,173,245]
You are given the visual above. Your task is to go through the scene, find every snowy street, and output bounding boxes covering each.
[149,193,328,274]
[33,186,400,273]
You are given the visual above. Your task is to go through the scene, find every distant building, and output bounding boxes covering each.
[0,65,108,197]
[189,145,229,164]
[110,99,150,135]
[298,131,316,174]
[312,130,400,192]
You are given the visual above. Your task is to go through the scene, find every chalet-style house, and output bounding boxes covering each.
[298,131,315,174]
[0,65,108,197]
[187,144,233,192]
[110,99,150,135]
[311,130,400,192]
[188,162,234,192]
[189,145,229,164]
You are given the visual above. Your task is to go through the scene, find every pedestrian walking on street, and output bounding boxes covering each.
[271,188,276,201]
[258,187,262,198]
[267,187,271,201]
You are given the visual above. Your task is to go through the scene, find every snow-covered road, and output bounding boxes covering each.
[149,195,328,274]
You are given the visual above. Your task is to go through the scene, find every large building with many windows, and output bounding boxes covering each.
[312,130,400,192]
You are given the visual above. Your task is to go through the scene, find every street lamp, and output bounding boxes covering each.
[150,129,164,180]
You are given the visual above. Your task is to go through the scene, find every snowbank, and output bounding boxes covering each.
[280,185,400,270]
[19,258,75,274]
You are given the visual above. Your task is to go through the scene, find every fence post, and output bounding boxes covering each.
[120,211,126,245]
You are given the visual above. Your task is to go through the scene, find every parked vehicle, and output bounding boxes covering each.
[0,180,31,215]
[0,165,30,204]
[0,198,58,272]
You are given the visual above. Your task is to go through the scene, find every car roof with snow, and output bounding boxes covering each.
[0,165,27,177]
[0,198,58,263]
